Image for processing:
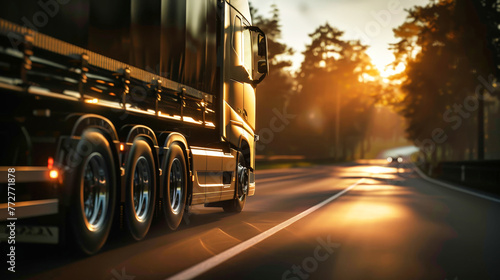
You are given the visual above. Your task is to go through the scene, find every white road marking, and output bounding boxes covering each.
[414,166,500,204]
[166,178,364,280]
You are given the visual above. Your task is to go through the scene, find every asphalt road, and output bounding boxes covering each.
[5,160,500,280]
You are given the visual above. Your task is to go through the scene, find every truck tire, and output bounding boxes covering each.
[124,137,156,241]
[69,130,116,255]
[223,151,247,213]
[162,143,187,230]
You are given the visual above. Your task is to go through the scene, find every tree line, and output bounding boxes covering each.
[251,0,499,162]
[391,0,499,163]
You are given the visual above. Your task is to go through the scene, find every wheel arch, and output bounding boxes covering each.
[70,114,119,142]
[69,115,120,171]
[238,135,253,169]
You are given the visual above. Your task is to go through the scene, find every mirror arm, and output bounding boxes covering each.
[252,72,267,86]
[246,25,265,36]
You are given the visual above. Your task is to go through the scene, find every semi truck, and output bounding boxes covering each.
[0,0,268,254]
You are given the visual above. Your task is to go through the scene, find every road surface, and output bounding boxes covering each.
[4,160,500,280]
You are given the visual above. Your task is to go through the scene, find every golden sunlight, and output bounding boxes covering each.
[380,62,406,78]
[368,50,406,79]
[343,201,404,223]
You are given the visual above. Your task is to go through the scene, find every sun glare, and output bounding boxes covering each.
[367,49,406,80]
[379,62,406,78]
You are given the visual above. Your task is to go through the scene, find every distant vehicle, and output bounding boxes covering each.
[387,156,404,164]
[0,0,268,254]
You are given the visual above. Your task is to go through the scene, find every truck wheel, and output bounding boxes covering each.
[124,137,156,241]
[162,143,187,230]
[69,131,116,255]
[223,151,247,213]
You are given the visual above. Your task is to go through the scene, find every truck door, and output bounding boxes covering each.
[223,5,266,157]
[242,21,255,129]
[227,12,245,123]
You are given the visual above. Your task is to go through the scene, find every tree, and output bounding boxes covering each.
[391,0,500,162]
[289,23,378,159]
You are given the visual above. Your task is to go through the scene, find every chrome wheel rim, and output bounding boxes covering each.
[82,153,109,232]
[169,158,184,214]
[133,156,151,222]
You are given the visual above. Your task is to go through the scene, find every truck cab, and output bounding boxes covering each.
[223,0,268,193]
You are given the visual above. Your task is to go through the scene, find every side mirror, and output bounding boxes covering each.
[258,34,266,57]
[258,60,268,74]
[247,26,269,86]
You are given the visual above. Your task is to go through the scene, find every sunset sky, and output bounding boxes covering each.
[249,0,429,76]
